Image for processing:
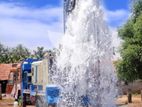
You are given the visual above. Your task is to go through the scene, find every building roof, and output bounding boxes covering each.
[0,64,12,80]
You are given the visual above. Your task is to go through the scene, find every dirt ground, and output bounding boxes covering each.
[0,94,141,107]
[0,97,14,107]
[117,95,142,107]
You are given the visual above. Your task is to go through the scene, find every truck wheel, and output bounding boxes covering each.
[36,96,44,107]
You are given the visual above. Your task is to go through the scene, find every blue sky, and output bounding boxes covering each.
[103,0,130,27]
[0,0,62,7]
[103,0,129,10]
[0,0,130,49]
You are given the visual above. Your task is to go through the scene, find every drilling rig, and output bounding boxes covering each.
[64,0,76,31]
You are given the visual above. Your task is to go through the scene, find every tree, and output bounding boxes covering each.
[117,0,142,83]
[132,0,142,21]
[0,43,31,63]
[11,44,31,62]
[0,43,11,63]
[117,0,142,103]
[33,47,46,59]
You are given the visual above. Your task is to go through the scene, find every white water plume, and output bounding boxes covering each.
[52,0,118,107]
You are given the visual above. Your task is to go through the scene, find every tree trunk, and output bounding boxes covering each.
[127,89,132,103]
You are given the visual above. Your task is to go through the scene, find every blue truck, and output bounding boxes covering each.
[21,58,38,107]
[30,55,60,107]
[21,58,60,107]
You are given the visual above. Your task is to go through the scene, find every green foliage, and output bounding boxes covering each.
[12,44,30,61]
[0,43,11,63]
[117,0,142,82]
[134,14,142,38]
[119,20,134,39]
[18,96,22,107]
[0,43,31,63]
[133,0,142,20]
[0,43,48,63]
[33,47,47,59]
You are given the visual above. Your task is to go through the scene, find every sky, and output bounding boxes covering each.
[103,0,130,28]
[0,0,130,50]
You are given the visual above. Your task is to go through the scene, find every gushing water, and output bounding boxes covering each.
[52,0,118,107]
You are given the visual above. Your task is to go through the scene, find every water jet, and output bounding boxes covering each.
[51,0,118,107]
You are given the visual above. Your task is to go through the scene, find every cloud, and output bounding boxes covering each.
[0,3,63,49]
[0,1,130,51]
[103,8,130,27]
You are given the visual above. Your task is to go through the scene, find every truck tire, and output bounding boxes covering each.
[36,96,47,107]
